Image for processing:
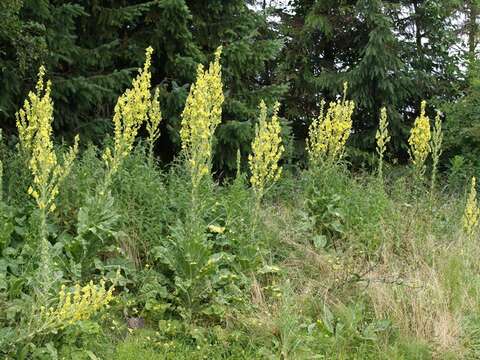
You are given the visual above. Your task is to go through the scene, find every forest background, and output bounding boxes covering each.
[1,0,478,174]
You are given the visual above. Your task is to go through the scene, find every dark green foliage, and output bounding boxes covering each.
[0,1,286,174]
[280,0,467,165]
[443,64,480,171]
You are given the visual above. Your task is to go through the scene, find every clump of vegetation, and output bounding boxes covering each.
[463,176,479,239]
[376,107,390,179]
[306,83,355,165]
[408,101,431,179]
[1,45,480,360]
[249,100,284,204]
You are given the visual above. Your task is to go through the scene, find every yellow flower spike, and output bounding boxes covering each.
[16,66,79,236]
[45,280,114,329]
[376,107,391,179]
[249,101,284,202]
[430,111,443,192]
[463,177,480,239]
[306,83,354,165]
[408,100,431,178]
[146,87,162,162]
[104,46,156,182]
[208,224,225,234]
[180,47,224,193]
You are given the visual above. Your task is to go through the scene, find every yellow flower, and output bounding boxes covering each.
[146,87,162,160]
[180,47,224,192]
[408,100,431,177]
[46,280,115,329]
[16,66,79,213]
[104,46,156,179]
[306,82,355,165]
[463,177,480,239]
[208,224,225,234]
[248,100,284,200]
[376,107,391,178]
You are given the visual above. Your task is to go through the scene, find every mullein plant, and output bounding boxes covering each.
[76,47,157,269]
[247,100,283,269]
[7,279,116,353]
[306,82,355,166]
[180,46,224,209]
[462,177,480,240]
[160,48,226,321]
[430,112,443,193]
[16,65,79,294]
[375,107,391,180]
[408,101,431,180]
[249,100,284,207]
[102,46,157,190]
[146,87,162,165]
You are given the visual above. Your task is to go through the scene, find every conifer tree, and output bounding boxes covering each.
[1,1,286,174]
[281,0,463,162]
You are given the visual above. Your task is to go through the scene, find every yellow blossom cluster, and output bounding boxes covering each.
[408,101,431,177]
[180,47,224,191]
[306,83,355,165]
[376,107,391,178]
[147,87,162,160]
[248,101,284,200]
[208,224,225,234]
[16,66,79,213]
[42,280,115,328]
[430,111,443,191]
[463,177,480,239]
[103,47,157,178]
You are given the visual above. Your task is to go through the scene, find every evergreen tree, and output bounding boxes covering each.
[281,0,463,163]
[281,0,409,160]
[1,1,286,173]
[0,0,48,128]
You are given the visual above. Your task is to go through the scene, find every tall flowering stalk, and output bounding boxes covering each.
[408,101,431,179]
[376,107,391,180]
[75,47,157,272]
[306,83,355,165]
[146,88,162,165]
[16,66,79,292]
[102,47,156,188]
[180,47,224,203]
[249,101,284,205]
[463,177,480,239]
[430,111,443,193]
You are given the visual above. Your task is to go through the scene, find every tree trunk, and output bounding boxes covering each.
[468,0,479,64]
[413,0,423,54]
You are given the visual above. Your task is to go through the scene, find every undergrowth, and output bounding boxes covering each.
[0,49,479,360]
